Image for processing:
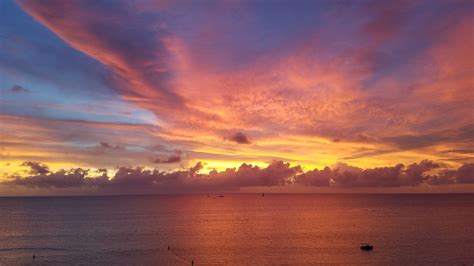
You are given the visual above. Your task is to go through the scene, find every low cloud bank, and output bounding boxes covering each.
[2,160,473,193]
[297,160,473,187]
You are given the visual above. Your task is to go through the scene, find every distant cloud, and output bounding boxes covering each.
[226,132,251,144]
[455,163,474,184]
[11,168,99,188]
[3,160,472,194]
[294,167,331,186]
[97,142,124,150]
[152,154,181,164]
[10,85,30,93]
[92,142,125,154]
[4,160,300,192]
[22,161,49,174]
[294,160,464,188]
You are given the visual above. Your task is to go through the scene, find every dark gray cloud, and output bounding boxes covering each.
[294,167,331,187]
[152,154,181,164]
[97,142,124,150]
[92,142,125,154]
[21,161,49,174]
[226,132,251,144]
[10,85,30,93]
[455,163,474,184]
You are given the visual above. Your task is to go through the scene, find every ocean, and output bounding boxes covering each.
[0,194,473,265]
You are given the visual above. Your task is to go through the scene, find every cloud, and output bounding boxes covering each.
[3,160,300,192]
[17,0,185,111]
[424,170,456,186]
[152,154,181,164]
[295,160,455,188]
[294,167,331,187]
[91,142,125,155]
[455,163,474,184]
[21,161,49,174]
[6,0,474,175]
[97,142,124,150]
[3,160,472,194]
[329,160,444,187]
[383,125,474,150]
[11,168,100,188]
[362,0,412,42]
[404,160,444,185]
[204,160,302,188]
[225,132,251,144]
[10,85,30,93]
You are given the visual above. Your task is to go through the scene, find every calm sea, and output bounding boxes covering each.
[0,194,473,265]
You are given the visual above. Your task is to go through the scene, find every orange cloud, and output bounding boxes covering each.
[5,0,473,190]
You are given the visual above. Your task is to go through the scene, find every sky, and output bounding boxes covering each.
[0,0,473,195]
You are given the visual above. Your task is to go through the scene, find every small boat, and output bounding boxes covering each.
[219,195,225,197]
[360,243,373,251]
[262,193,265,197]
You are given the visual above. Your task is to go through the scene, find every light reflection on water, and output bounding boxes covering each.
[0,194,473,264]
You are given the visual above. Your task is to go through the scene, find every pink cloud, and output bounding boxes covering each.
[11,0,474,174]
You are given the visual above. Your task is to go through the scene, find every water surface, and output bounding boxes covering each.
[0,194,473,265]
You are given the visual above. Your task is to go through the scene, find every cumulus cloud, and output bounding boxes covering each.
[455,163,474,184]
[294,167,331,187]
[22,161,49,174]
[3,160,300,192]
[9,168,101,188]
[204,161,301,188]
[294,160,465,188]
[225,132,251,144]
[3,160,472,194]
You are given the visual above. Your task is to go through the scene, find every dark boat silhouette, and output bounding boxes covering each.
[360,243,373,250]
[219,195,225,197]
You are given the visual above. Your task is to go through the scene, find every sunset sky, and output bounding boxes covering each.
[1,0,473,195]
